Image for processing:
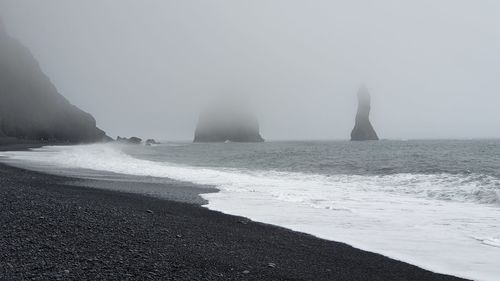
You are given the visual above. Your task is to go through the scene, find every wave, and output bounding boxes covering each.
[1,143,499,206]
[2,143,500,280]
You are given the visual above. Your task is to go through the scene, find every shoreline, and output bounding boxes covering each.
[0,145,468,280]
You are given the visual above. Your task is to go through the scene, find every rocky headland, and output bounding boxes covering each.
[0,19,108,144]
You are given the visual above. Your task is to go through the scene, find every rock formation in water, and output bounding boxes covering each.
[0,19,108,143]
[117,136,142,144]
[145,139,160,146]
[350,85,379,141]
[194,103,264,143]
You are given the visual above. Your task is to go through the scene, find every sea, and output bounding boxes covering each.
[1,140,500,280]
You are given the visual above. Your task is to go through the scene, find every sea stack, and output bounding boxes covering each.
[194,102,264,143]
[350,85,379,141]
[0,19,108,143]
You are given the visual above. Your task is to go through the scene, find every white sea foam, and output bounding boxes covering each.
[1,143,500,280]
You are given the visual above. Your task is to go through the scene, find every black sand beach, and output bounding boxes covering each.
[0,148,467,281]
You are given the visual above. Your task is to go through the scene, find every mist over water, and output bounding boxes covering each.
[2,1,500,280]
[1,0,500,140]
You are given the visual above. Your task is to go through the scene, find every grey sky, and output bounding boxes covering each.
[1,0,499,140]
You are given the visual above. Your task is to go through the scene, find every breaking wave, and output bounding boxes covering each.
[2,143,500,280]
[1,143,498,206]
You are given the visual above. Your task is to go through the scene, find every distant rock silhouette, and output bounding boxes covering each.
[117,136,142,144]
[0,19,108,143]
[351,86,379,141]
[145,139,160,146]
[194,103,264,143]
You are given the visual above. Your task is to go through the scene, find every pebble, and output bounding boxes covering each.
[0,163,443,281]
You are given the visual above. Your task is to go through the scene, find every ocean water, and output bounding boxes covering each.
[1,140,500,280]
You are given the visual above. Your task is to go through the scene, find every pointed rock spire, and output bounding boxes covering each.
[350,85,379,141]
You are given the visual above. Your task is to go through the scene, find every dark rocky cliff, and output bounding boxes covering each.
[0,20,108,143]
[194,103,264,143]
[351,86,379,141]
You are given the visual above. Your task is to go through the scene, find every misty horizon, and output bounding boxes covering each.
[2,3,500,280]
[1,0,499,141]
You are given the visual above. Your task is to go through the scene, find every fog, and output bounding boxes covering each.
[1,0,499,140]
